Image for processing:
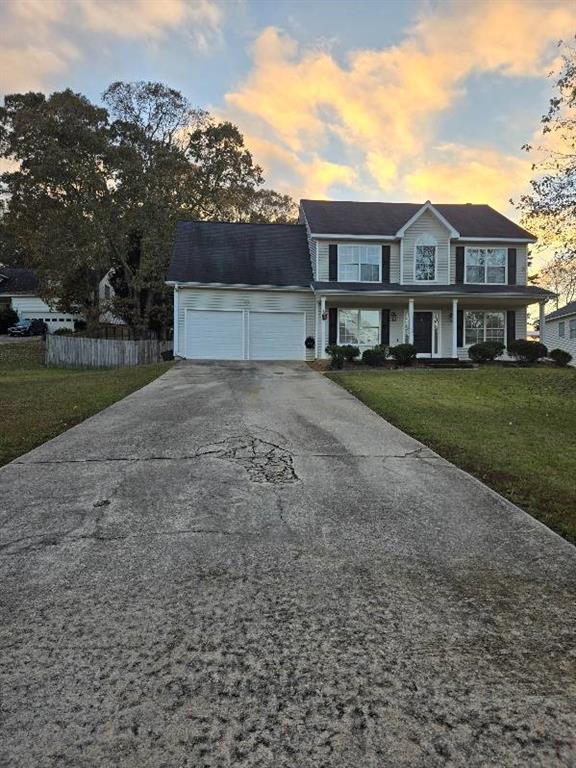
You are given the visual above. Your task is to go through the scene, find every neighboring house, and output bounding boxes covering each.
[166,200,553,361]
[0,267,77,332]
[98,270,125,325]
[543,301,576,364]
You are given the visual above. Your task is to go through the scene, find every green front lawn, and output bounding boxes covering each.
[329,366,576,544]
[0,340,172,467]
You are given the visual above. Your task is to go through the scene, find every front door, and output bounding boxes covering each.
[414,312,432,355]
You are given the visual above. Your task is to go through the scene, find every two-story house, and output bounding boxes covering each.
[167,199,553,361]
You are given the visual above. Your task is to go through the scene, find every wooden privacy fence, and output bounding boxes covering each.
[46,334,173,368]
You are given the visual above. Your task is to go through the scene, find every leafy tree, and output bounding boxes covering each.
[0,82,297,335]
[517,39,576,305]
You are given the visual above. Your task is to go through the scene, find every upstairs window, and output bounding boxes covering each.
[559,321,565,338]
[338,245,380,282]
[465,247,507,284]
[570,319,576,339]
[414,234,437,281]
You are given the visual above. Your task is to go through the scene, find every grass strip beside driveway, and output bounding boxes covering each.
[328,366,576,544]
[0,340,172,467]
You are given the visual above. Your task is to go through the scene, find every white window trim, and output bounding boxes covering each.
[570,318,576,340]
[336,244,381,283]
[464,246,508,286]
[337,308,381,347]
[413,234,438,283]
[463,310,506,348]
[559,320,565,338]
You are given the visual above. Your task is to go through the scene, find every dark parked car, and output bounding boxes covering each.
[7,319,47,337]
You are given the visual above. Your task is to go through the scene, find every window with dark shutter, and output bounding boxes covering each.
[507,248,517,285]
[381,309,390,345]
[506,310,516,347]
[329,245,338,281]
[381,245,390,283]
[457,310,463,346]
[328,308,337,345]
[455,247,464,284]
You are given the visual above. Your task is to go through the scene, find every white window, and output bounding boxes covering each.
[464,311,505,346]
[570,319,576,339]
[465,248,507,284]
[559,321,565,338]
[338,309,380,347]
[338,245,380,282]
[414,234,437,281]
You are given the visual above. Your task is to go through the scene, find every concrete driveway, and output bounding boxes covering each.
[1,362,575,767]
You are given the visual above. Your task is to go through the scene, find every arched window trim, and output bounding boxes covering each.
[414,232,437,282]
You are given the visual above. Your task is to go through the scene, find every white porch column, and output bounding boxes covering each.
[173,285,179,357]
[539,301,546,345]
[408,298,414,345]
[320,296,326,358]
[452,298,458,359]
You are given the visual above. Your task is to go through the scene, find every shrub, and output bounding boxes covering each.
[54,327,74,336]
[507,339,548,364]
[325,344,345,370]
[468,340,505,363]
[549,348,573,367]
[362,345,387,367]
[74,319,87,332]
[341,344,360,362]
[0,305,18,334]
[304,335,315,350]
[389,343,416,366]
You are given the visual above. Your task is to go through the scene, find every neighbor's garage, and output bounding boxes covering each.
[184,308,306,360]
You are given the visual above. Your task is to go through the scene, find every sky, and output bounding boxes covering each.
[0,0,574,220]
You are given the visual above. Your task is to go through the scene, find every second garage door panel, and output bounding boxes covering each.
[249,311,305,360]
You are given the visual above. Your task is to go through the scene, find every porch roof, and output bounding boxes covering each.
[313,282,554,300]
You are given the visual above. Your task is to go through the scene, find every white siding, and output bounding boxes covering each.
[402,210,450,284]
[176,288,316,360]
[11,296,77,332]
[450,242,528,285]
[544,316,576,365]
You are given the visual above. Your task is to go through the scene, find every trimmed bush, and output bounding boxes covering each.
[341,344,360,362]
[325,344,345,370]
[74,319,87,332]
[389,343,416,366]
[549,348,573,367]
[507,339,548,364]
[54,328,75,336]
[468,340,505,363]
[362,345,387,367]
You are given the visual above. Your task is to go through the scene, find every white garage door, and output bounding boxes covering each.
[249,311,305,360]
[185,309,244,360]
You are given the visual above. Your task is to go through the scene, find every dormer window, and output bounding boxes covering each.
[338,245,380,282]
[414,234,437,281]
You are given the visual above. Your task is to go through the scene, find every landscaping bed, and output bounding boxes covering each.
[0,339,172,467]
[328,366,576,544]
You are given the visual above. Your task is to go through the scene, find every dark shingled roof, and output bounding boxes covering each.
[546,301,576,321]
[167,221,313,287]
[0,267,38,294]
[300,200,536,240]
[314,282,555,298]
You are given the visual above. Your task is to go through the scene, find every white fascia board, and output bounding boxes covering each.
[395,201,460,238]
[455,236,536,243]
[310,233,397,241]
[165,281,313,292]
[314,289,548,300]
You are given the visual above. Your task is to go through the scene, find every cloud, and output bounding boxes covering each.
[0,0,224,93]
[224,0,576,201]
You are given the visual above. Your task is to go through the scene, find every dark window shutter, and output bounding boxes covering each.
[507,310,516,347]
[507,248,517,285]
[457,310,464,347]
[381,309,390,345]
[328,308,338,345]
[455,246,465,284]
[381,245,390,283]
[329,244,338,281]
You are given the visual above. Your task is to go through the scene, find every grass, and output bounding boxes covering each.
[328,365,576,544]
[0,340,172,467]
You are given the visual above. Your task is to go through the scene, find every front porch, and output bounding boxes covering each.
[315,294,546,360]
